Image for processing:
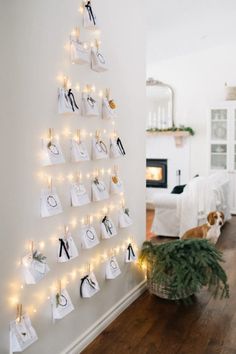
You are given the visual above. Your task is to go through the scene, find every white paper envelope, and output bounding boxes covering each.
[110,137,126,158]
[125,243,137,263]
[80,272,100,298]
[70,182,90,207]
[118,208,133,228]
[100,216,117,239]
[92,178,109,202]
[71,139,90,162]
[10,315,38,352]
[110,175,124,195]
[102,97,116,119]
[70,37,90,64]
[58,87,80,114]
[22,252,50,285]
[57,235,78,263]
[80,225,100,249]
[82,93,99,117]
[92,138,108,160]
[40,188,63,218]
[91,48,108,72]
[41,138,65,166]
[51,288,74,320]
[105,256,121,279]
[83,1,97,29]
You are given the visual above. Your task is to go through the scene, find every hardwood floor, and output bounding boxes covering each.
[82,216,236,354]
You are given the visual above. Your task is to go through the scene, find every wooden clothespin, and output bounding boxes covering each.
[76,171,81,183]
[86,215,90,226]
[57,279,62,296]
[29,240,34,256]
[47,176,53,192]
[75,27,80,39]
[105,88,110,100]
[95,39,100,50]
[121,198,125,209]
[76,129,81,143]
[48,128,54,141]
[87,263,91,274]
[95,130,100,141]
[64,225,69,239]
[16,304,23,323]
[113,165,118,176]
[63,76,69,90]
[86,84,91,93]
[94,168,99,179]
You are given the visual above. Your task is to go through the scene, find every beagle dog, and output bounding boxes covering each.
[182,211,225,244]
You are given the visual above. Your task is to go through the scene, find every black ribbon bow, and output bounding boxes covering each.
[80,275,96,297]
[102,216,113,235]
[117,138,126,155]
[127,243,135,260]
[68,89,79,112]
[85,1,96,26]
[59,238,70,260]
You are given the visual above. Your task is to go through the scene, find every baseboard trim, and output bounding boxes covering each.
[62,279,147,354]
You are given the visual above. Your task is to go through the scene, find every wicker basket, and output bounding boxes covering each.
[147,269,194,300]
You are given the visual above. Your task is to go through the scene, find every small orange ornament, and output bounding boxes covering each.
[109,99,116,110]
[112,176,118,184]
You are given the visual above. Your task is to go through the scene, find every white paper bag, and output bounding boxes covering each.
[70,182,90,207]
[58,87,80,114]
[119,208,133,228]
[110,137,126,158]
[41,138,65,166]
[71,139,90,162]
[40,188,63,218]
[22,251,50,285]
[102,97,116,120]
[92,178,109,201]
[51,288,74,320]
[100,216,117,239]
[80,272,100,298]
[57,234,78,263]
[91,47,108,72]
[82,93,99,117]
[110,175,124,195]
[92,138,108,160]
[10,315,38,352]
[70,37,90,64]
[105,256,121,279]
[125,243,137,263]
[80,225,100,249]
[83,1,97,29]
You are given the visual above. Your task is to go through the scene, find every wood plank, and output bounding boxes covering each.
[82,217,236,354]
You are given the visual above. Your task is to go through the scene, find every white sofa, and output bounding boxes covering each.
[151,172,231,238]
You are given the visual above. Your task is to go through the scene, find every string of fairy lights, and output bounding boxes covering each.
[8,0,143,332]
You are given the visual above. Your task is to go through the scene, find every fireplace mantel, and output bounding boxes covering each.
[146,130,191,147]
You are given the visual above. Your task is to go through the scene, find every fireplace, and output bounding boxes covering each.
[146,159,168,188]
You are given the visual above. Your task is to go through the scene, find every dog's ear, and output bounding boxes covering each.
[207,212,215,225]
[220,211,225,222]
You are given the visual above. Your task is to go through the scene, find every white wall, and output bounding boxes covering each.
[147,43,236,177]
[0,1,146,353]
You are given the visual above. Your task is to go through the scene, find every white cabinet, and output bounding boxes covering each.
[208,103,236,214]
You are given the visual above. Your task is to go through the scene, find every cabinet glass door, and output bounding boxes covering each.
[211,144,227,170]
[211,109,227,140]
[210,109,228,170]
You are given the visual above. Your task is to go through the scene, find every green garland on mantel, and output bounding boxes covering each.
[146,125,195,136]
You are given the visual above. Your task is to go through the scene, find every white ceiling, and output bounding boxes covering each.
[147,0,236,64]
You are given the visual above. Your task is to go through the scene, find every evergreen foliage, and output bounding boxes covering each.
[140,239,229,302]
